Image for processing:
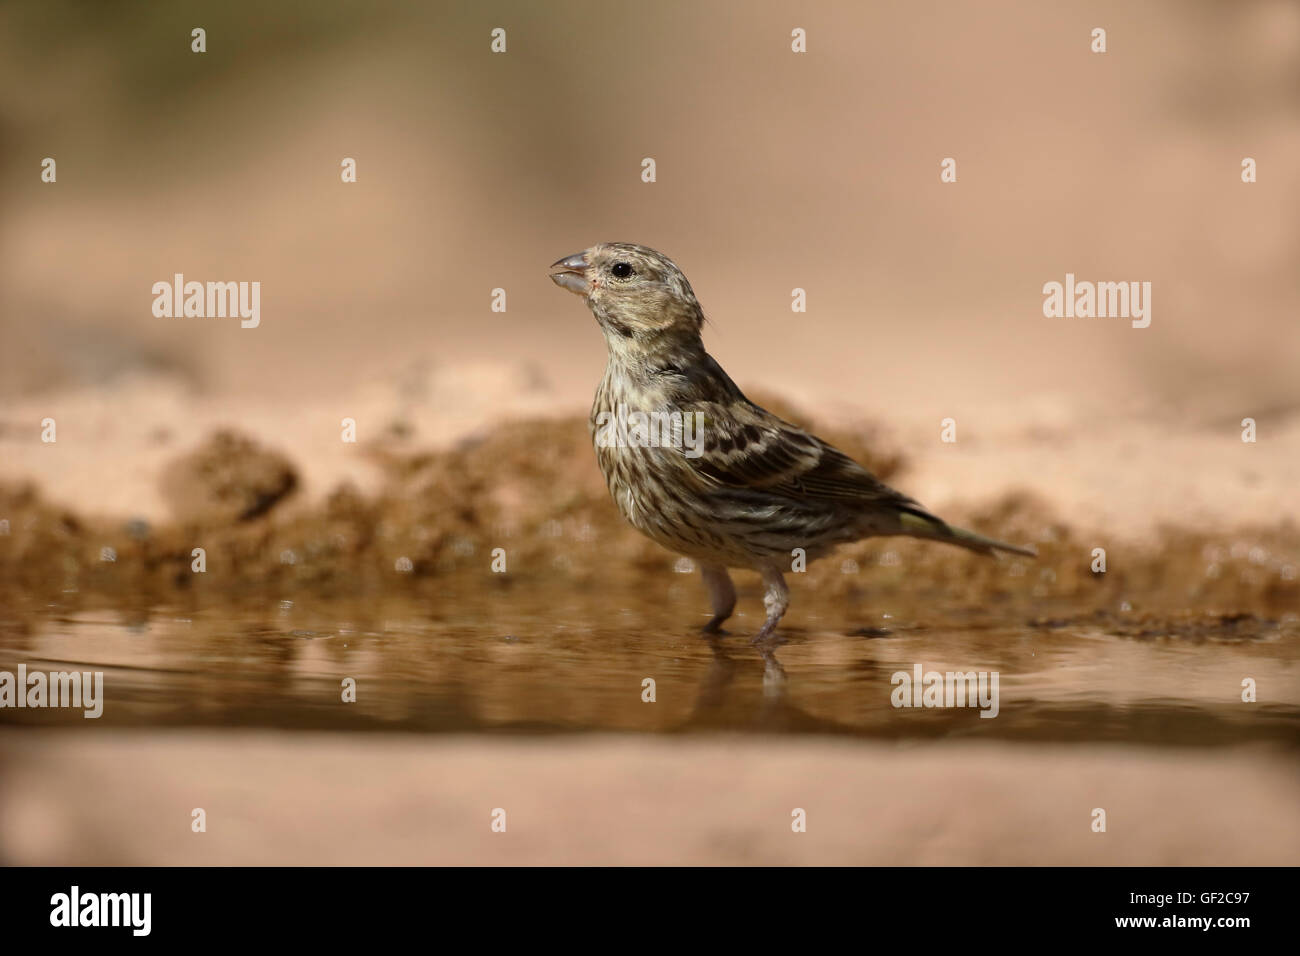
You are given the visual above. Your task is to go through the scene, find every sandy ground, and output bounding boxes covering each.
[4,368,1298,543]
[1,729,1294,866]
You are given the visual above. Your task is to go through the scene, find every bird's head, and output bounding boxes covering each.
[550,242,705,352]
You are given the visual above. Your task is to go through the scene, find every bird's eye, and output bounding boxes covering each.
[610,261,634,279]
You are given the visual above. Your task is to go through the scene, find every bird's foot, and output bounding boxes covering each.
[700,615,730,636]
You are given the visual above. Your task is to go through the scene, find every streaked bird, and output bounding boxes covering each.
[550,242,1034,643]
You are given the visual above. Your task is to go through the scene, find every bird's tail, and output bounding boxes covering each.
[897,510,1037,558]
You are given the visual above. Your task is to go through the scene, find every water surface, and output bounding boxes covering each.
[4,581,1295,747]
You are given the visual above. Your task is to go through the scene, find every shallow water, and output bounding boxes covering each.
[3,580,1296,747]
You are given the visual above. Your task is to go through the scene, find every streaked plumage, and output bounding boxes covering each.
[551,242,1034,643]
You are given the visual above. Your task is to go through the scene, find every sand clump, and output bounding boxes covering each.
[159,429,299,523]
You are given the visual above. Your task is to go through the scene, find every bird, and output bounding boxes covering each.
[550,242,1035,644]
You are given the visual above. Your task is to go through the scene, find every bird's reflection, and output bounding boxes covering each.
[758,642,787,699]
[691,635,740,711]
[684,634,826,732]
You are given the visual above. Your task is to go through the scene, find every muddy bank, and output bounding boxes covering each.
[0,396,1296,620]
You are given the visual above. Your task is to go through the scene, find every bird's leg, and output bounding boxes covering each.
[699,563,736,634]
[752,566,790,644]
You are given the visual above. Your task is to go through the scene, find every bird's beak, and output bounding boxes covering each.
[549,252,590,296]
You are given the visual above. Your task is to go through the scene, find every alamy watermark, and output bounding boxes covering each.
[593,403,704,458]
[152,273,260,328]
[50,886,150,936]
[891,663,999,718]
[1042,273,1151,328]
[0,665,103,718]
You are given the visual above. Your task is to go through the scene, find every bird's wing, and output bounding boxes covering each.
[684,398,924,511]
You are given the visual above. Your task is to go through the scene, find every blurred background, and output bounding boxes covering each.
[0,0,1297,866]
[1,0,1297,527]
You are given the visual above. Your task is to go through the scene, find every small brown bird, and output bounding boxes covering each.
[551,242,1034,643]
